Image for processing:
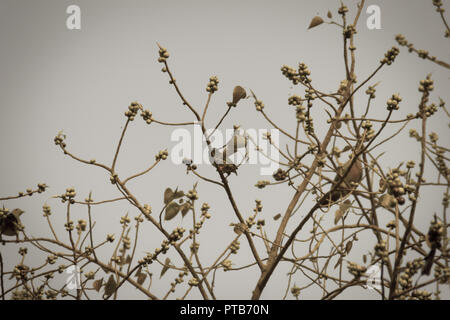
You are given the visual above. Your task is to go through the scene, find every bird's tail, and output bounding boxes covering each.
[421,246,437,275]
[319,190,343,207]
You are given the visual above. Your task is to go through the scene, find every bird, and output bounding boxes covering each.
[319,155,363,206]
[0,208,24,238]
[207,148,237,177]
[209,132,248,164]
[422,244,438,276]
[422,216,442,275]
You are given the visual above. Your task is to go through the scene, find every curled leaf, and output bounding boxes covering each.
[165,201,181,220]
[232,86,247,105]
[308,16,324,29]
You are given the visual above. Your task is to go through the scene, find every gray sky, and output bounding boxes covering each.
[0,0,448,299]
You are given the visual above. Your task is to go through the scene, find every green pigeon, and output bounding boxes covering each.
[422,216,442,275]
[320,157,363,206]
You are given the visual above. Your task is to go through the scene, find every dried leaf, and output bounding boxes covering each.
[273,213,282,221]
[137,272,147,285]
[164,188,174,204]
[334,209,344,224]
[345,241,353,254]
[104,275,117,297]
[160,258,171,278]
[327,10,332,19]
[334,257,343,269]
[334,200,351,224]
[173,190,184,199]
[164,187,184,205]
[232,86,247,105]
[181,203,191,217]
[93,279,103,292]
[165,201,180,221]
[308,16,324,29]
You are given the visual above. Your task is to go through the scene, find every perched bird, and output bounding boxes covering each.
[209,148,239,177]
[320,156,363,206]
[422,216,443,275]
[0,208,24,238]
[422,244,438,276]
